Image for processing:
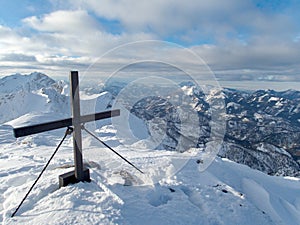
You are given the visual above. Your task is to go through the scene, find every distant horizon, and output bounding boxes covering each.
[1,71,300,92]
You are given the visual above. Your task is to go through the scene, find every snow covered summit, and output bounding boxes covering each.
[0,73,300,224]
[0,72,56,93]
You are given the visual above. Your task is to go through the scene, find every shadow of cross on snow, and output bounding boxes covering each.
[12,71,120,188]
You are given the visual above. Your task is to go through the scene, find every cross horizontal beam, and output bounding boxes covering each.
[13,109,120,138]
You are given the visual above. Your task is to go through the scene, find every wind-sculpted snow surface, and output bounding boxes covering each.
[1,125,300,224]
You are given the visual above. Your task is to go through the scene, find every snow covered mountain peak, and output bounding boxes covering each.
[0,72,57,94]
[0,73,70,124]
[0,72,116,125]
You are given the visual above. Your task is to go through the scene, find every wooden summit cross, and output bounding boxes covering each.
[13,71,120,188]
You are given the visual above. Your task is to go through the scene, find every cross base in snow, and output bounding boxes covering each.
[59,167,91,187]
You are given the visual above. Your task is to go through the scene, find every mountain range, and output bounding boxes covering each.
[1,72,299,177]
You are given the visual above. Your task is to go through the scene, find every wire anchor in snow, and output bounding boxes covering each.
[81,124,144,174]
[11,127,73,218]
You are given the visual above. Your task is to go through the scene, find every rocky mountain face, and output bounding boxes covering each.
[128,84,300,177]
[221,88,300,173]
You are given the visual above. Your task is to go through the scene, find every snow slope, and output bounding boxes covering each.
[1,123,300,225]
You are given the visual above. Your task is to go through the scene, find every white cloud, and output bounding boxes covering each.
[22,10,101,34]
[20,10,156,56]
[60,0,299,43]
[1,53,37,62]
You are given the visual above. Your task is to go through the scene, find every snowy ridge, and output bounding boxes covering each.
[0,72,56,94]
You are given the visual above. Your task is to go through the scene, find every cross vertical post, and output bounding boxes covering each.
[58,71,91,187]
[70,71,85,181]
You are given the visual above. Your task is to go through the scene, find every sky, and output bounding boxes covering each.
[0,0,300,89]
